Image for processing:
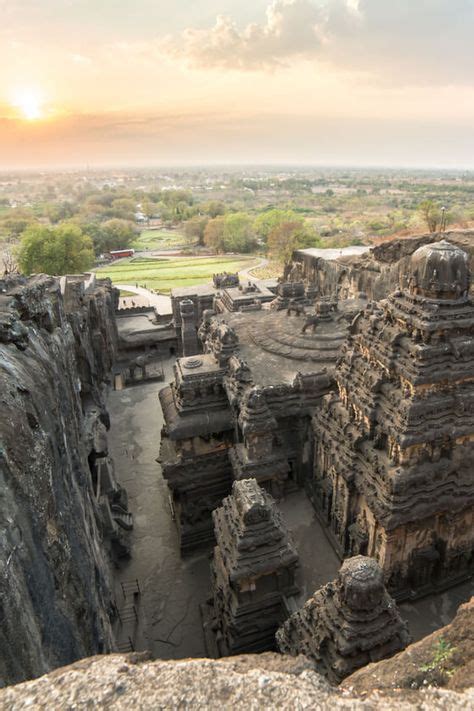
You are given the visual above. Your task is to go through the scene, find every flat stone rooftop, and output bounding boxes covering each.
[215,300,364,385]
[117,313,175,345]
[171,284,216,298]
[117,313,161,335]
[295,246,371,260]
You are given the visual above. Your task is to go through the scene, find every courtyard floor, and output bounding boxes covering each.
[106,364,473,658]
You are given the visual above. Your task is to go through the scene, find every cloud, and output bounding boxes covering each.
[70,53,92,66]
[160,0,474,84]
[161,0,324,70]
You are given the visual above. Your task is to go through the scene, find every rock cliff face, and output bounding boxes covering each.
[0,274,119,687]
[294,230,474,302]
[344,596,474,692]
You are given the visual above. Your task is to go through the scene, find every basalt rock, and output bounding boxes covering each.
[344,595,474,691]
[0,273,122,687]
[159,353,235,552]
[309,240,474,598]
[205,479,299,655]
[1,652,472,710]
[291,230,474,302]
[276,556,410,684]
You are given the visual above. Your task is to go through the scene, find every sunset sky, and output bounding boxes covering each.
[1,0,473,169]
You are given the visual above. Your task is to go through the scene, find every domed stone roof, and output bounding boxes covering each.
[407,240,469,300]
[339,555,385,610]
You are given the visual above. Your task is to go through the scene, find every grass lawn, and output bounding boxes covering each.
[132,228,187,251]
[96,255,257,293]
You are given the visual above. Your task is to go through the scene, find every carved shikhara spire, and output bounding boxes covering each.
[238,386,277,436]
[276,556,410,684]
[210,479,299,655]
[310,240,474,597]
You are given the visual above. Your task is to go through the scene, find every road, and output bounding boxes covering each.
[238,257,268,282]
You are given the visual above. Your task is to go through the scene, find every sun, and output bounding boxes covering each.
[11,88,44,121]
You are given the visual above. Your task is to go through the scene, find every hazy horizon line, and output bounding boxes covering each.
[1,161,473,175]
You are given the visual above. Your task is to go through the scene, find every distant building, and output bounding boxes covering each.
[109,248,135,260]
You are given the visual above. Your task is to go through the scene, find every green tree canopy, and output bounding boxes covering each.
[222,213,257,253]
[204,213,257,253]
[108,197,136,220]
[204,216,225,252]
[95,219,137,254]
[202,200,226,218]
[254,209,302,242]
[267,221,319,265]
[184,215,209,246]
[18,223,94,276]
[418,200,445,233]
[0,211,38,239]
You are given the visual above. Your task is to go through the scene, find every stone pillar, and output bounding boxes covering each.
[179,298,199,356]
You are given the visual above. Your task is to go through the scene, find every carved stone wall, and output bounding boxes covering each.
[206,479,299,655]
[310,241,474,597]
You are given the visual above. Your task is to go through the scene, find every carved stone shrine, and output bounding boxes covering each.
[276,556,410,683]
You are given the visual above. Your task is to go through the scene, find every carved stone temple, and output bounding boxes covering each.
[276,556,410,684]
[159,236,474,603]
[203,479,299,656]
[309,240,474,597]
[158,353,235,552]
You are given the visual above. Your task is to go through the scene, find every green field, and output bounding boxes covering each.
[132,228,186,251]
[96,255,256,293]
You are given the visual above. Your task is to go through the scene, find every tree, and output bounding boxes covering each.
[419,200,443,233]
[204,216,226,252]
[2,239,18,276]
[202,200,226,218]
[18,223,94,275]
[0,212,38,239]
[254,209,302,243]
[204,214,257,254]
[141,199,157,224]
[43,201,76,224]
[108,198,136,220]
[161,189,193,208]
[222,212,257,253]
[267,221,319,266]
[184,215,208,246]
[95,219,137,254]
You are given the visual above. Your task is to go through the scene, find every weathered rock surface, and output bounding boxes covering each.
[294,230,474,302]
[0,274,119,687]
[344,595,474,692]
[277,556,410,684]
[1,652,473,710]
[310,240,474,598]
[207,479,299,655]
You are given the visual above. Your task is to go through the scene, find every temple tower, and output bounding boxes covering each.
[229,387,289,498]
[206,478,299,655]
[277,556,410,684]
[310,240,474,597]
